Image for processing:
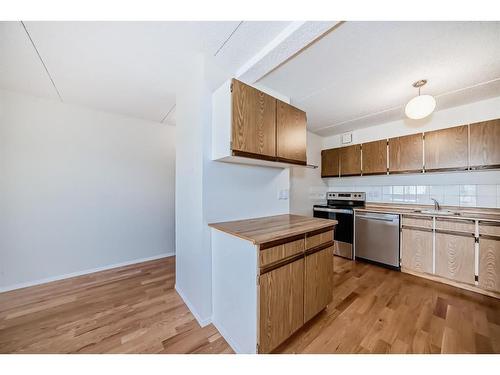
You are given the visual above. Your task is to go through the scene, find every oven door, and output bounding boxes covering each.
[313,207,354,258]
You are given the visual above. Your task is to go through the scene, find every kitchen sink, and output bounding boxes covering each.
[413,209,458,216]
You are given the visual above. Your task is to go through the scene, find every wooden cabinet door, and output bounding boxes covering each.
[435,232,475,284]
[469,119,500,169]
[321,148,340,177]
[424,125,468,171]
[304,246,333,322]
[479,236,500,293]
[259,258,304,353]
[231,79,276,158]
[276,101,307,164]
[362,139,387,175]
[339,145,361,176]
[401,227,433,274]
[388,133,423,173]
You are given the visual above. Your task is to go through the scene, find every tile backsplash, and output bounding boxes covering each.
[319,184,500,208]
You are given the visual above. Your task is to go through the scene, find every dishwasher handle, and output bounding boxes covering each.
[356,213,399,223]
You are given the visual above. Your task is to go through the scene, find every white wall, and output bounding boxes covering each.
[289,131,327,216]
[0,89,176,290]
[175,56,290,326]
[320,96,500,208]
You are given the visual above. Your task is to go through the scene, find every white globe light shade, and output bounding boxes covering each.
[405,94,436,120]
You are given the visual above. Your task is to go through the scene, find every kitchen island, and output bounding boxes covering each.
[209,214,337,354]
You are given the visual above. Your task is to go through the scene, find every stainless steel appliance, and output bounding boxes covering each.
[354,211,400,269]
[313,192,365,260]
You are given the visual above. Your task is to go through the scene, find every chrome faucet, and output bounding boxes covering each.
[431,198,441,211]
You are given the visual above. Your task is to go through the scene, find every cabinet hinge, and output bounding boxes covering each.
[256,343,260,353]
[475,275,479,282]
[256,275,260,286]
[230,141,233,150]
[230,83,233,92]
[475,237,479,243]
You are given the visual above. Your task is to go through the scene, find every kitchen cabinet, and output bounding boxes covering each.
[276,100,307,164]
[479,221,500,294]
[388,133,423,173]
[210,215,336,353]
[321,148,340,177]
[361,139,387,175]
[424,125,468,171]
[304,245,333,322]
[435,231,475,285]
[212,78,308,168]
[259,258,304,354]
[469,119,500,169]
[479,236,500,294]
[320,117,500,179]
[339,144,361,176]
[401,226,433,274]
[231,79,276,158]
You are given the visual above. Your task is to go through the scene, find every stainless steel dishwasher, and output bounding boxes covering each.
[354,211,400,269]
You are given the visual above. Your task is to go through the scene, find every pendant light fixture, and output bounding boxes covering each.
[405,79,436,120]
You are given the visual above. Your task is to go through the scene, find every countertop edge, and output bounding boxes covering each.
[354,206,500,222]
[209,217,337,245]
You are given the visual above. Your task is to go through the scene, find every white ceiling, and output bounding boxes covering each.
[0,21,290,125]
[259,21,500,136]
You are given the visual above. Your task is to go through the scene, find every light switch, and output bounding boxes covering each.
[278,189,289,200]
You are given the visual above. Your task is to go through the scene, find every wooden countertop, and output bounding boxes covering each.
[209,214,337,245]
[354,204,500,222]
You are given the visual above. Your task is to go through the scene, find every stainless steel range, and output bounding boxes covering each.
[313,192,365,260]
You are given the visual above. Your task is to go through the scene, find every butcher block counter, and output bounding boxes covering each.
[209,214,337,244]
[209,214,337,354]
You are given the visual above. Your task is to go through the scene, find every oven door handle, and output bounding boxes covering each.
[313,207,353,214]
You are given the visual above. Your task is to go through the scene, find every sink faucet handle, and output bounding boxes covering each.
[430,198,440,211]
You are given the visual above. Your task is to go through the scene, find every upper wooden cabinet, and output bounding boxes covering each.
[321,148,340,177]
[231,79,276,158]
[339,145,361,176]
[362,139,387,175]
[388,133,423,173]
[212,79,308,167]
[276,100,307,164]
[469,119,500,169]
[424,125,468,171]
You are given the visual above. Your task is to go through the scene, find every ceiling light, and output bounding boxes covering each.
[405,79,436,120]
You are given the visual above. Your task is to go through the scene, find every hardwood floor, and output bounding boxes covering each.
[1,256,499,353]
[0,257,232,354]
[275,257,500,354]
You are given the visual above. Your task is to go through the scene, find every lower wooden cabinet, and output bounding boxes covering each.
[259,258,304,354]
[435,232,475,285]
[304,246,334,322]
[479,236,500,293]
[401,227,433,274]
[258,236,334,353]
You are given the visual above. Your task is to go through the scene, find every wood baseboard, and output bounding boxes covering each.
[401,267,500,300]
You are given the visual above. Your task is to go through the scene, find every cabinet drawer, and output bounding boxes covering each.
[435,218,475,234]
[479,221,500,237]
[305,229,333,250]
[402,215,433,229]
[260,238,305,267]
